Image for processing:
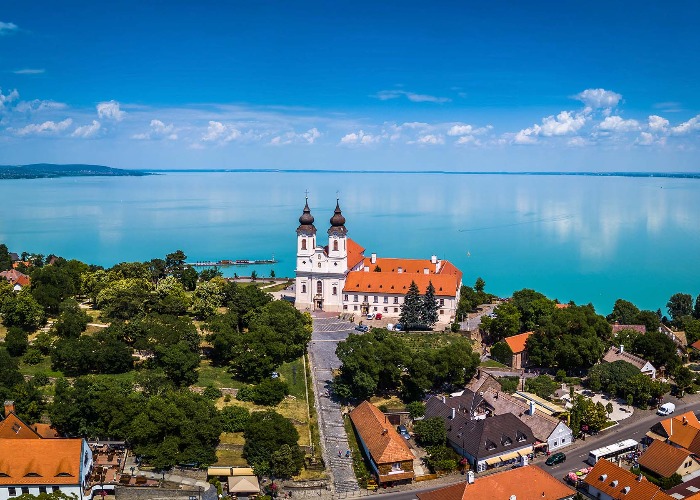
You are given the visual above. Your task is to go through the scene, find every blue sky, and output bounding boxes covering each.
[1,1,699,171]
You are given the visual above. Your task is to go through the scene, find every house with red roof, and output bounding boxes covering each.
[349,401,414,486]
[294,199,462,323]
[504,331,534,369]
[0,269,31,291]
[583,459,674,500]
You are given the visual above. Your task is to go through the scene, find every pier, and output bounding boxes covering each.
[186,257,277,267]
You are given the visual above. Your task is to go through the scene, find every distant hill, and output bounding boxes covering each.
[0,163,151,180]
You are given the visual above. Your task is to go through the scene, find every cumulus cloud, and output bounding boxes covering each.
[202,120,241,142]
[0,88,20,110]
[0,21,19,35]
[648,115,670,133]
[14,118,73,136]
[671,114,700,135]
[339,130,380,145]
[15,99,67,113]
[132,119,177,140]
[637,132,655,146]
[598,116,640,132]
[12,68,45,75]
[269,127,321,146]
[72,120,101,138]
[574,88,622,109]
[97,100,126,121]
[514,111,587,144]
[375,90,451,103]
[413,134,444,145]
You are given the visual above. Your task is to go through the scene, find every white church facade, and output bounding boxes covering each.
[294,199,463,323]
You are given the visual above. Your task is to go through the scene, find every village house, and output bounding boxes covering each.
[660,323,688,348]
[349,401,415,486]
[503,331,533,369]
[583,459,674,500]
[294,199,462,323]
[417,465,575,500]
[0,270,31,292]
[424,395,535,472]
[612,323,647,335]
[602,345,657,379]
[0,402,93,500]
[638,439,700,481]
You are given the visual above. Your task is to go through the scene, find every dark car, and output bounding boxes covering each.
[397,425,410,439]
[545,452,566,466]
[355,325,369,332]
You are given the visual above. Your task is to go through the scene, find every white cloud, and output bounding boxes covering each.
[14,118,73,136]
[637,132,655,146]
[648,115,669,133]
[515,111,586,144]
[375,90,451,103]
[12,69,45,75]
[269,127,321,146]
[653,102,682,113]
[671,114,700,135]
[0,21,18,35]
[202,120,241,142]
[447,123,492,145]
[0,88,20,110]
[132,119,177,140]
[567,137,588,147]
[15,99,67,113]
[514,128,538,144]
[414,134,444,145]
[574,88,622,109]
[598,116,640,132]
[72,120,101,138]
[97,100,126,121]
[339,130,380,145]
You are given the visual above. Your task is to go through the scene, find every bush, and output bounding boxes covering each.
[5,327,29,357]
[237,379,289,406]
[498,376,520,393]
[406,401,426,419]
[33,373,50,386]
[424,445,460,473]
[220,405,251,433]
[22,348,43,365]
[414,417,447,447]
[202,385,222,400]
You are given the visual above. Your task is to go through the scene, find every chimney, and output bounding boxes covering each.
[398,267,403,273]
[509,496,516,500]
[636,474,643,482]
[611,480,618,487]
[467,471,475,484]
[529,401,536,415]
[451,408,456,419]
[424,268,429,274]
[441,395,446,403]
[371,253,377,264]
[364,267,369,272]
[381,429,388,435]
[4,400,15,417]
[431,255,437,264]
[600,474,608,482]
[619,344,624,353]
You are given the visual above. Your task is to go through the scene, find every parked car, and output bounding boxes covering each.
[545,452,566,466]
[395,323,403,331]
[397,425,410,439]
[366,313,375,320]
[375,313,382,320]
[355,325,369,332]
[657,403,676,416]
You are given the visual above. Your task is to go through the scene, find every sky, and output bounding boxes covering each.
[1,1,699,171]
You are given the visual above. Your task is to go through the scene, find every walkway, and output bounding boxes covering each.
[308,312,360,495]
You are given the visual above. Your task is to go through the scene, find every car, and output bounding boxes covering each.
[366,313,375,320]
[355,325,369,332]
[375,313,382,320]
[545,452,566,466]
[395,323,403,331]
[397,425,410,439]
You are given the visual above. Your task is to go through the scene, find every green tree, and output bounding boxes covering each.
[635,310,661,334]
[220,405,250,432]
[270,443,305,478]
[199,267,223,282]
[243,410,300,472]
[632,330,680,371]
[399,281,423,330]
[250,270,258,281]
[524,375,558,399]
[153,275,190,315]
[667,293,693,325]
[5,327,29,356]
[181,266,199,291]
[695,294,700,320]
[490,341,513,365]
[607,299,640,325]
[431,338,480,388]
[406,401,426,419]
[154,341,200,387]
[165,250,187,281]
[474,277,485,293]
[674,366,694,395]
[424,445,459,473]
[54,299,90,338]
[30,265,76,314]
[481,302,521,342]
[192,277,227,319]
[511,288,556,332]
[414,417,447,447]
[421,281,439,328]
[237,379,289,406]
[96,278,152,320]
[1,291,45,331]
[0,243,12,271]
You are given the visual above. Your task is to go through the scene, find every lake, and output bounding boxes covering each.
[1,171,698,315]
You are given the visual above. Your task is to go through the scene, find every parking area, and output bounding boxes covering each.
[575,390,634,421]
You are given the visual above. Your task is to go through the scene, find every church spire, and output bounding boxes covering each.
[297,196,316,235]
[328,199,347,236]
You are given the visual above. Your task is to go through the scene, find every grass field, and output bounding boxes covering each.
[394,331,471,352]
[19,355,63,378]
[480,359,507,368]
[196,360,245,389]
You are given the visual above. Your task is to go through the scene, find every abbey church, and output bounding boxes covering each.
[294,199,463,323]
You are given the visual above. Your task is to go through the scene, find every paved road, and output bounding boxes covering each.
[308,313,360,495]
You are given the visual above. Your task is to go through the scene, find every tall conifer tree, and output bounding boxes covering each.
[421,281,439,327]
[400,281,422,331]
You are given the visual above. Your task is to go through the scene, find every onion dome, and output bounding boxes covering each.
[330,200,346,227]
[297,197,316,235]
[328,199,348,236]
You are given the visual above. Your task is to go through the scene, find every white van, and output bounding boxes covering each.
[657,403,676,416]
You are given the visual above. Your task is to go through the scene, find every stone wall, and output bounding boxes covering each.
[115,486,205,500]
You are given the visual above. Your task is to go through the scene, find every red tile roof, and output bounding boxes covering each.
[504,331,534,354]
[0,413,42,439]
[0,269,31,288]
[612,324,647,334]
[584,459,674,500]
[349,401,414,465]
[0,438,85,485]
[417,465,574,500]
[638,439,695,478]
[691,340,700,351]
[346,238,366,270]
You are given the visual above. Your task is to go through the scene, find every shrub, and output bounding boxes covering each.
[406,401,426,419]
[33,373,50,386]
[22,348,43,365]
[220,405,250,433]
[237,379,289,406]
[498,376,520,393]
[203,385,222,400]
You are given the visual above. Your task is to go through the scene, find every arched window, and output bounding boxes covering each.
[301,284,306,293]
[301,238,307,250]
[333,286,337,295]
[333,240,338,251]
[317,281,323,294]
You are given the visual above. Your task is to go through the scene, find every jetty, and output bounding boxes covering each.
[186,257,277,267]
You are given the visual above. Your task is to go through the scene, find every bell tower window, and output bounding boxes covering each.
[333,240,338,251]
[301,239,307,250]
[301,284,306,293]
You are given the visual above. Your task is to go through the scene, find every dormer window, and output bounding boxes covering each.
[485,440,497,451]
[501,435,512,446]
[24,473,41,477]
[12,423,21,434]
[516,431,527,442]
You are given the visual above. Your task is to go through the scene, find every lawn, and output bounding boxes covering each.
[394,331,471,352]
[19,355,64,378]
[480,359,507,368]
[196,360,245,389]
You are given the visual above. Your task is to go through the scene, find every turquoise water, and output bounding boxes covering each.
[1,171,699,315]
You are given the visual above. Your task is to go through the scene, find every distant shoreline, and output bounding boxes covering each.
[139,168,700,179]
[0,164,152,180]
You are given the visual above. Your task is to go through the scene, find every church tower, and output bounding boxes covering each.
[296,197,316,266]
[327,199,348,274]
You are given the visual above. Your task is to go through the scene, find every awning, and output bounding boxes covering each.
[484,456,502,465]
[499,451,521,462]
[646,431,666,441]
